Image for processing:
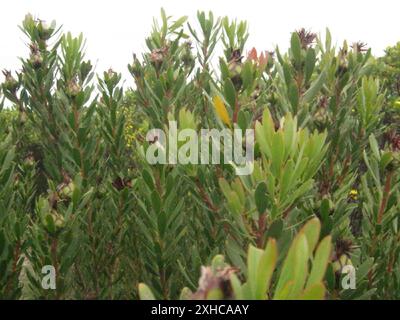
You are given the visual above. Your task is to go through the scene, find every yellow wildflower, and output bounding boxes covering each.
[349,189,358,200]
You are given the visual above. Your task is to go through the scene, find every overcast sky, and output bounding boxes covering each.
[1,0,399,85]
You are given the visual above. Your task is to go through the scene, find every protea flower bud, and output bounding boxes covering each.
[57,171,75,199]
[42,210,65,234]
[150,46,168,70]
[332,254,353,273]
[106,68,117,79]
[386,151,400,172]
[228,49,243,90]
[23,13,34,28]
[30,52,43,69]
[336,45,349,77]
[38,196,66,234]
[181,42,194,69]
[37,20,52,41]
[332,238,355,273]
[66,79,81,97]
[23,152,35,167]
[104,68,120,87]
[2,70,19,93]
[53,211,66,229]
[314,107,328,128]
[59,181,75,199]
[128,54,143,78]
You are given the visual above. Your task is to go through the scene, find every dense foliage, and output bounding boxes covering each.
[1,10,400,300]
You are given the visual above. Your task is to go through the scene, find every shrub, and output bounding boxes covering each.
[0,9,399,300]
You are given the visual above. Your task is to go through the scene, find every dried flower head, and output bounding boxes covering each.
[296,28,317,49]
[192,266,238,299]
[150,46,169,69]
[351,41,369,53]
[332,238,355,261]
[112,177,132,191]
[318,96,329,109]
[385,130,400,151]
[229,48,243,63]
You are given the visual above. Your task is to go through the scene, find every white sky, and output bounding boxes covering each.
[1,0,399,85]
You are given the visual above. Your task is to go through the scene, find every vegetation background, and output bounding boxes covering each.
[0,7,400,299]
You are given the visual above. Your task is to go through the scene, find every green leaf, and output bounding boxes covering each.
[179,287,193,300]
[288,234,309,298]
[304,48,316,84]
[274,231,308,299]
[270,132,285,177]
[255,239,278,299]
[255,182,268,214]
[302,218,321,254]
[169,16,188,32]
[265,219,283,239]
[151,191,161,214]
[224,78,236,108]
[303,70,326,103]
[325,28,332,51]
[288,81,299,112]
[369,134,380,160]
[247,245,263,298]
[230,273,244,299]
[290,32,302,67]
[320,199,330,222]
[237,109,249,131]
[241,62,253,91]
[306,236,332,289]
[300,283,325,300]
[219,178,232,199]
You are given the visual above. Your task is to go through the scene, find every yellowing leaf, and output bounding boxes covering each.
[299,283,326,300]
[138,283,155,300]
[213,96,231,127]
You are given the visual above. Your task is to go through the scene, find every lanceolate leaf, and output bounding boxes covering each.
[306,236,332,289]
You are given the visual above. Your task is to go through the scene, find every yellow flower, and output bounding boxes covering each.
[213,96,231,127]
[349,189,358,200]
